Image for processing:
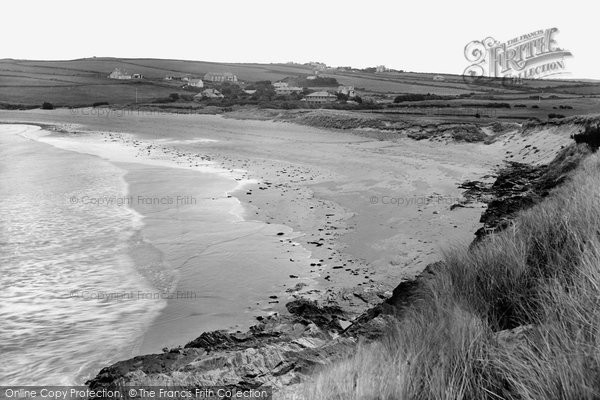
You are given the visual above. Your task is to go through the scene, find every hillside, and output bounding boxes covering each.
[2,57,600,108]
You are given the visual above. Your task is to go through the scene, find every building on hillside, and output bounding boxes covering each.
[375,65,387,73]
[304,91,337,103]
[433,75,445,81]
[306,75,318,80]
[273,82,288,88]
[187,78,204,88]
[307,61,327,70]
[203,72,238,83]
[337,86,356,98]
[275,86,303,95]
[132,73,143,79]
[195,88,224,100]
[108,68,132,80]
[164,75,173,80]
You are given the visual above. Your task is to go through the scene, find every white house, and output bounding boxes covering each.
[108,68,132,80]
[187,79,204,88]
[273,82,288,88]
[304,91,337,103]
[433,75,445,81]
[337,86,356,98]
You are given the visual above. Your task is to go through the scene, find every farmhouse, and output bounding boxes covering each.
[187,79,204,88]
[304,91,337,103]
[204,72,238,83]
[433,75,445,81]
[108,68,132,80]
[337,86,356,97]
[307,61,327,70]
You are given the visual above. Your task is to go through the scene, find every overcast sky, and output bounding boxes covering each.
[2,0,596,79]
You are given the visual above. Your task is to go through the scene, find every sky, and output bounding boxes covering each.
[2,0,596,79]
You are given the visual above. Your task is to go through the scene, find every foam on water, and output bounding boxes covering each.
[0,125,165,384]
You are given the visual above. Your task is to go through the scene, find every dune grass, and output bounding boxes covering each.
[304,151,600,399]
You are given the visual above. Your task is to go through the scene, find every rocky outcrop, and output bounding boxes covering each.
[87,299,377,393]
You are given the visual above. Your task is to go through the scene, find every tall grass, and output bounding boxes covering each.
[304,152,600,399]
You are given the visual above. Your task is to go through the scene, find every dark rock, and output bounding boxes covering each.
[285,299,344,331]
[87,300,356,393]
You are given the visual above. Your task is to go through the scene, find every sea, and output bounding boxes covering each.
[0,124,311,384]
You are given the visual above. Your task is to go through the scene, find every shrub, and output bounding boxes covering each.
[41,102,54,110]
[461,102,511,109]
[548,113,566,119]
[573,122,600,149]
[394,93,452,103]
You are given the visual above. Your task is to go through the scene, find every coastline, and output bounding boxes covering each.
[20,123,326,355]
[31,111,497,306]
[0,109,525,386]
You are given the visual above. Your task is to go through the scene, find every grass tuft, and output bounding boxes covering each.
[304,151,600,399]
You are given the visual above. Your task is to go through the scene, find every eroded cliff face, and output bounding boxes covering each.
[87,116,598,398]
[459,116,598,243]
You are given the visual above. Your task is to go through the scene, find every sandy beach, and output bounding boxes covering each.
[0,109,511,375]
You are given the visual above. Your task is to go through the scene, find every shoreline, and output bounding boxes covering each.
[0,110,503,302]
[0,110,518,386]
[14,121,329,357]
